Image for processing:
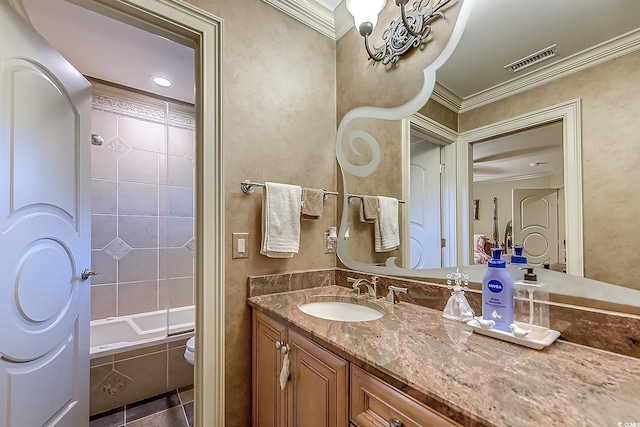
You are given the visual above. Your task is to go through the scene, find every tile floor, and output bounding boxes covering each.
[89,386,193,427]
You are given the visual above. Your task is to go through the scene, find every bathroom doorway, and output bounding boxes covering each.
[5,0,224,425]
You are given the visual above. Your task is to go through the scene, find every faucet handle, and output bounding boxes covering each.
[385,286,408,305]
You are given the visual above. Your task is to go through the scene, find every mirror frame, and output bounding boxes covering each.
[456,98,584,276]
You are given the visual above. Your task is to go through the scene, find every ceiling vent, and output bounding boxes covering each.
[504,44,560,74]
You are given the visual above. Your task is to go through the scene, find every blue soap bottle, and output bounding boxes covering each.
[482,248,514,332]
[510,245,527,266]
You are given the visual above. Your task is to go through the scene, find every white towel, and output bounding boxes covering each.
[375,196,399,252]
[261,182,302,258]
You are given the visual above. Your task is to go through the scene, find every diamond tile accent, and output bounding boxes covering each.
[104,237,132,261]
[105,136,131,158]
[184,238,196,253]
[97,370,132,397]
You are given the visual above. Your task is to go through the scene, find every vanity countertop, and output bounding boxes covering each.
[248,285,640,427]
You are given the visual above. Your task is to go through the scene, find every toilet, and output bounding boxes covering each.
[184,336,195,365]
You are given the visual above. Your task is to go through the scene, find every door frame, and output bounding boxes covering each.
[402,113,457,268]
[60,0,225,425]
[457,99,583,276]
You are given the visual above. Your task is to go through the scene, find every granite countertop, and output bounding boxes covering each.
[248,285,640,427]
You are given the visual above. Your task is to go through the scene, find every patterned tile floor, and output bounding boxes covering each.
[89,386,194,427]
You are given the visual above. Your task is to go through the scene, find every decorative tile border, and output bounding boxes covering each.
[91,91,195,130]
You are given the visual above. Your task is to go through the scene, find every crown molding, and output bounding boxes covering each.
[456,28,640,113]
[333,1,353,40]
[262,0,352,40]
[431,83,463,112]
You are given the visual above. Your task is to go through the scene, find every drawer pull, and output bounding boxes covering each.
[389,418,403,427]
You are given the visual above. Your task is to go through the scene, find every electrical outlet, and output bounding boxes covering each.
[232,233,249,259]
[324,232,336,254]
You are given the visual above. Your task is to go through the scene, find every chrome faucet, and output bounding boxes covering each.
[347,276,379,299]
[385,285,408,305]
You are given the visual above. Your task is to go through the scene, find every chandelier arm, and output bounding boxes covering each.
[364,33,383,62]
[399,2,422,38]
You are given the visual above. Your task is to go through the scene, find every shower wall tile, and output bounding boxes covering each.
[91,179,117,215]
[168,155,194,188]
[167,277,194,308]
[158,153,167,185]
[119,149,159,184]
[166,248,195,279]
[119,216,159,248]
[167,186,194,217]
[168,127,193,157]
[118,280,159,316]
[118,115,162,152]
[91,145,117,180]
[91,109,118,143]
[118,182,159,216]
[118,249,158,283]
[91,215,117,250]
[91,284,117,320]
[91,250,117,285]
[161,217,194,248]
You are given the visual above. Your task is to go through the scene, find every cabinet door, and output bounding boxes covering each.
[253,310,288,427]
[288,329,348,427]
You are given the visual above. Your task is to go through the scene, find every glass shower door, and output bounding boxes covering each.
[162,100,196,335]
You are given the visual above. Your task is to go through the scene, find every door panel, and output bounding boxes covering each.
[0,3,91,426]
[512,188,559,266]
[409,140,441,269]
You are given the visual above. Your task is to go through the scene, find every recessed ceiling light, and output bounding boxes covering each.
[529,162,547,167]
[152,76,172,87]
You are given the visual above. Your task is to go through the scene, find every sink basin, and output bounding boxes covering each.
[298,297,384,322]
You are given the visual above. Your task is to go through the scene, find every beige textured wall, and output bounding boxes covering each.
[418,98,458,131]
[184,1,337,425]
[459,50,640,289]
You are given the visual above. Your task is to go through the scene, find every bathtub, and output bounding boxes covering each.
[90,305,195,358]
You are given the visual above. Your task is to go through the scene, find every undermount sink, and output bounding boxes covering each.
[298,296,384,322]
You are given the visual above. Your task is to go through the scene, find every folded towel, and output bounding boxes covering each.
[359,195,379,223]
[375,196,399,252]
[301,188,324,219]
[261,182,302,258]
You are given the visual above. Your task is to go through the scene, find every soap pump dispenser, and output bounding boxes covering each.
[481,248,514,332]
[514,267,550,328]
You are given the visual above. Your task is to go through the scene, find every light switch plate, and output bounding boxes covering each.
[233,232,249,259]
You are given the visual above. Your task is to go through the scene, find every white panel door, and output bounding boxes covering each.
[0,3,91,427]
[409,141,441,269]
[512,188,559,266]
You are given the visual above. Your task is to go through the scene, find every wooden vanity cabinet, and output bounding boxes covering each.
[252,309,460,427]
[252,310,348,427]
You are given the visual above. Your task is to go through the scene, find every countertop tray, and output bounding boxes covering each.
[466,319,561,350]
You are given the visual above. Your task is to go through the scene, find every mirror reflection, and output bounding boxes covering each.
[337,0,640,312]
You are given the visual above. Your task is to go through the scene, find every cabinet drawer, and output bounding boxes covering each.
[350,366,460,427]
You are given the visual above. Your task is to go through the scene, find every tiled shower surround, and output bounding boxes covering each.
[89,84,195,415]
[90,84,196,319]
